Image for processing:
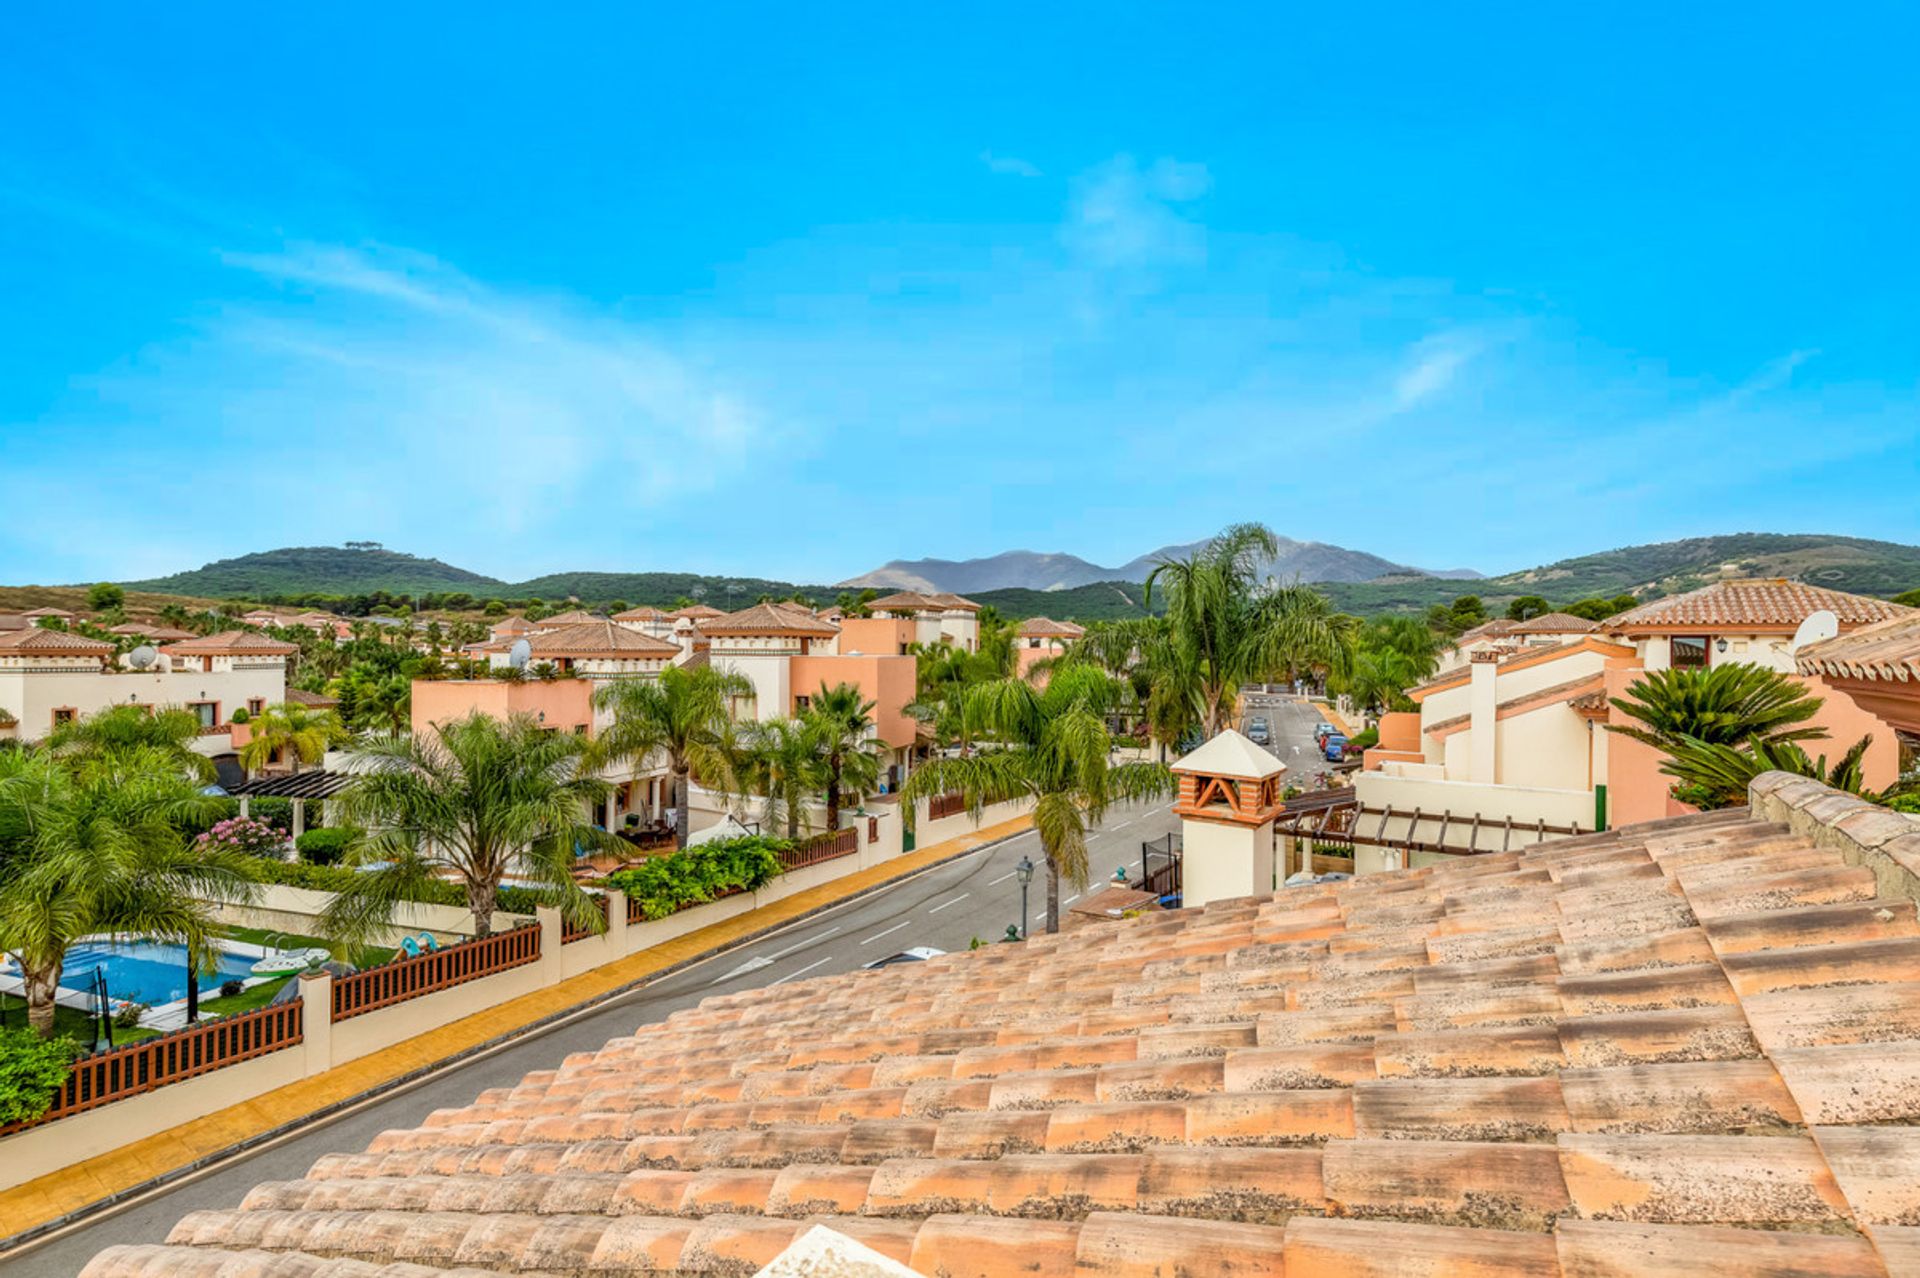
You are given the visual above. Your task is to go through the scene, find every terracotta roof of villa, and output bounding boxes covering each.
[0,627,114,654]
[0,613,28,632]
[1453,618,1516,646]
[1508,611,1601,636]
[613,606,668,622]
[537,609,604,627]
[1409,637,1634,700]
[702,602,841,637]
[21,606,75,619]
[1608,578,1912,633]
[96,777,1920,1278]
[160,630,301,655]
[927,592,981,612]
[108,622,157,635]
[526,622,681,658]
[669,604,727,621]
[1797,612,1920,683]
[149,626,197,641]
[284,688,341,708]
[868,590,945,611]
[1017,617,1086,639]
[490,616,536,636]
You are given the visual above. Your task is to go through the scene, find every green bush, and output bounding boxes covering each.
[220,979,245,998]
[0,1029,76,1126]
[247,859,545,916]
[607,836,786,921]
[294,827,361,866]
[1345,727,1379,752]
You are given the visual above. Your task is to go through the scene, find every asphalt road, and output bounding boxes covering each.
[1241,689,1338,777]
[4,797,1182,1277]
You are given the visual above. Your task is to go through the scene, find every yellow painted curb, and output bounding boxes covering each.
[0,813,1034,1240]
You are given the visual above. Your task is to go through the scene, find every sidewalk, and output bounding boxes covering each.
[0,813,1034,1242]
[1312,700,1354,737]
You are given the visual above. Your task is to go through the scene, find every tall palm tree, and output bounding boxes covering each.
[238,702,348,775]
[593,665,751,849]
[323,712,611,940]
[0,747,255,1037]
[1330,616,1445,718]
[900,666,1174,934]
[1145,523,1355,737]
[802,682,881,830]
[43,704,215,782]
[737,717,819,839]
[355,675,412,735]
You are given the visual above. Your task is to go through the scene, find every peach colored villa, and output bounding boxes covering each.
[1359,579,1914,856]
[1015,616,1085,679]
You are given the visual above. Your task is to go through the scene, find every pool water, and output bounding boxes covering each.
[58,940,257,1007]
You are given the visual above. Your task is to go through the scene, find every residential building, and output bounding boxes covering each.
[1015,616,1085,679]
[868,590,982,651]
[20,606,74,622]
[0,626,294,745]
[1795,610,1920,776]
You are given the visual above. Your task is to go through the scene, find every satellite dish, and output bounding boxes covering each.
[1791,609,1840,653]
[127,644,157,669]
[508,639,532,670]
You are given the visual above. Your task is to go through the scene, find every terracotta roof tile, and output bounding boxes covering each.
[1507,611,1601,635]
[160,629,300,655]
[1608,577,1913,632]
[1016,617,1086,639]
[700,601,840,637]
[0,626,115,654]
[1797,610,1920,682]
[525,621,680,658]
[93,782,1920,1278]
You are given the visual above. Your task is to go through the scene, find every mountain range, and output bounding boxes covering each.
[837,537,1483,593]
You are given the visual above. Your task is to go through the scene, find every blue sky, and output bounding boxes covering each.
[3,4,1916,586]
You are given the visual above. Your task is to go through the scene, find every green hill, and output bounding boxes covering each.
[971,581,1161,622]
[126,546,504,598]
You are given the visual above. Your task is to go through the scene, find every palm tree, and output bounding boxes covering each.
[238,702,348,775]
[737,717,818,839]
[1145,523,1355,737]
[803,682,882,829]
[43,704,215,782]
[1607,665,1827,754]
[0,747,255,1037]
[1331,617,1445,718]
[323,712,611,941]
[593,665,751,849]
[900,666,1175,934]
[355,675,411,734]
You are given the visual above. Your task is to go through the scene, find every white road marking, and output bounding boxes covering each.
[860,921,912,945]
[1034,910,1049,922]
[771,957,832,985]
[928,893,971,913]
[764,926,840,960]
[988,871,1016,885]
[710,955,774,985]
[1063,893,1080,903]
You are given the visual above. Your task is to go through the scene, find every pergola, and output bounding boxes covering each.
[226,771,356,838]
[1273,786,1588,876]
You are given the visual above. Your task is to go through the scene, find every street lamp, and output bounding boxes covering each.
[1014,856,1035,939]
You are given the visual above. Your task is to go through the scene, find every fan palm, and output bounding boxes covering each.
[802,682,882,829]
[1145,523,1355,736]
[43,704,215,782]
[737,717,818,839]
[323,712,612,941]
[0,747,254,1037]
[238,702,348,775]
[593,665,751,849]
[900,666,1175,934]
[1607,665,1827,754]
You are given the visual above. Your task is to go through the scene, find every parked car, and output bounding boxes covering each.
[1323,734,1348,762]
[1313,721,1334,742]
[1246,717,1270,745]
[864,946,945,969]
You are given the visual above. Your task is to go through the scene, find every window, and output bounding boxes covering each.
[573,723,588,735]
[187,700,219,728]
[247,698,265,716]
[794,695,811,712]
[51,707,76,727]
[1670,636,1710,669]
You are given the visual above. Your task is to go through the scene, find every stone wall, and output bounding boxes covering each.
[1748,770,1920,901]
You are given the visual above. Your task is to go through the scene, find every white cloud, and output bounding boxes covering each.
[1062,155,1212,270]
[980,150,1042,178]
[1393,333,1483,409]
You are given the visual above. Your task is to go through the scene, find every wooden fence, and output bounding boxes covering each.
[560,894,611,944]
[928,792,968,821]
[778,827,859,871]
[0,1002,304,1137]
[330,925,541,1021]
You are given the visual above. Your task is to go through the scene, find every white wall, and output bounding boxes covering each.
[1182,817,1274,906]
[0,665,286,742]
[1353,770,1595,856]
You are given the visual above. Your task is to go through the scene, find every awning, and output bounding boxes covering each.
[226,771,357,800]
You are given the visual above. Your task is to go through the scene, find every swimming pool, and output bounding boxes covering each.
[57,940,257,1007]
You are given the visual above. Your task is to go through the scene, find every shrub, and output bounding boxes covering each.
[219,979,245,998]
[195,816,286,857]
[247,859,545,916]
[0,1029,77,1126]
[1345,727,1379,752]
[606,836,787,921]
[113,1002,149,1030]
[228,707,251,724]
[294,827,361,866]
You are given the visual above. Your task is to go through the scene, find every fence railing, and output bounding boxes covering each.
[0,1001,303,1138]
[928,792,967,821]
[331,925,541,1021]
[1139,832,1182,900]
[779,827,859,871]
[561,894,611,944]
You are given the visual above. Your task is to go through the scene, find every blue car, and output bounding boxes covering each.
[1323,734,1348,761]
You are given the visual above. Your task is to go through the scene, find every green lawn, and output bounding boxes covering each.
[0,993,158,1049]
[216,923,388,971]
[196,973,295,1017]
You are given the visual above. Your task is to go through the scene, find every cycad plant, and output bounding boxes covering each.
[593,664,751,849]
[1607,665,1826,754]
[1658,732,1876,810]
[323,712,612,941]
[0,747,255,1037]
[900,666,1175,933]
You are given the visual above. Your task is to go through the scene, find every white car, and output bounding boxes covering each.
[863,946,946,969]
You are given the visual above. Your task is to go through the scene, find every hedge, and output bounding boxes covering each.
[246,859,545,916]
[293,827,361,866]
[0,1029,76,1127]
[607,836,786,921]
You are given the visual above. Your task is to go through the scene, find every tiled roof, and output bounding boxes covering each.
[0,627,114,654]
[161,630,300,655]
[0,613,27,632]
[1455,618,1516,646]
[669,604,727,621]
[284,688,340,707]
[491,616,536,636]
[148,626,197,641]
[927,593,980,612]
[1608,578,1913,632]
[21,606,75,618]
[868,591,941,611]
[1508,611,1600,635]
[537,610,604,627]
[100,789,1920,1277]
[1797,612,1920,684]
[527,622,681,658]
[108,622,156,635]
[613,606,668,622]
[1016,617,1085,639]
[702,602,841,637]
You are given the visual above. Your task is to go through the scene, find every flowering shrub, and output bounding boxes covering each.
[194,816,286,857]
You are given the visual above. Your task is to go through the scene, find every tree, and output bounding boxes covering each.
[1144,523,1354,737]
[1607,665,1828,754]
[1331,617,1444,717]
[354,674,412,735]
[900,666,1174,933]
[802,682,881,829]
[483,599,507,618]
[1448,595,1487,629]
[44,704,215,782]
[1658,732,1877,810]
[1505,595,1552,621]
[238,703,348,775]
[323,712,611,941]
[86,582,124,612]
[0,748,254,1036]
[737,717,817,839]
[593,665,751,849]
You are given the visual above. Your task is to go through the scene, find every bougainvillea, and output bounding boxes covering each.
[193,816,286,858]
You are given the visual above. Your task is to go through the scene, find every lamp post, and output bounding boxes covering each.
[1014,856,1035,939]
